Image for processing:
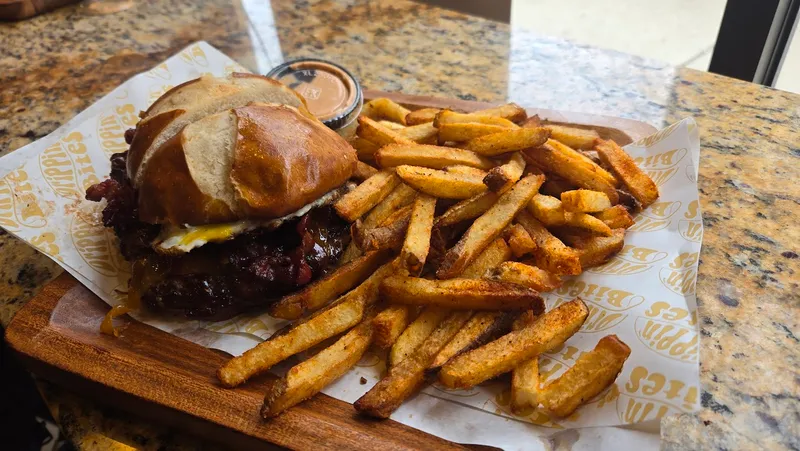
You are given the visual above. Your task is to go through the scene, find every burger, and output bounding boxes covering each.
[86,73,357,320]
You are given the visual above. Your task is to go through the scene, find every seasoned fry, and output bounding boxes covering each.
[362,183,417,229]
[398,122,438,144]
[484,152,526,192]
[352,137,380,160]
[540,335,631,417]
[380,276,544,311]
[561,228,625,268]
[473,103,527,123]
[521,115,542,128]
[430,311,511,369]
[390,306,450,366]
[218,265,389,387]
[354,311,473,418]
[595,139,659,208]
[437,174,544,279]
[339,242,362,264]
[378,119,406,130]
[459,238,512,279]
[261,316,374,418]
[357,116,414,147]
[355,207,411,252]
[405,107,441,125]
[504,223,537,258]
[379,203,414,227]
[445,165,489,178]
[524,142,619,203]
[270,250,391,320]
[545,124,600,150]
[365,98,411,125]
[539,176,576,198]
[547,140,618,187]
[434,110,519,128]
[375,144,495,170]
[401,194,437,275]
[528,194,611,235]
[487,261,562,292]
[594,205,635,229]
[565,211,612,236]
[561,189,611,213]
[437,122,510,142]
[396,165,487,199]
[334,170,401,222]
[439,298,588,388]
[435,191,498,228]
[511,310,540,413]
[516,211,581,275]
[462,127,551,157]
[353,161,378,182]
[373,305,416,349]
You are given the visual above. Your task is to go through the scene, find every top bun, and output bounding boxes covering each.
[128,74,357,225]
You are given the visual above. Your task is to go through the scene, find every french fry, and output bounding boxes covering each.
[561,228,625,268]
[429,311,512,369]
[487,261,562,292]
[401,194,437,275]
[396,165,488,199]
[398,122,438,144]
[504,223,537,258]
[334,170,401,222]
[380,276,544,311]
[594,139,659,208]
[357,116,414,147]
[547,139,618,187]
[261,316,374,418]
[561,189,611,213]
[594,205,635,229]
[540,335,631,417]
[434,191,498,228]
[473,103,528,123]
[375,144,495,170]
[510,310,541,413]
[434,110,519,128]
[539,176,576,198]
[379,203,414,227]
[218,260,399,387]
[390,306,450,366]
[405,107,441,125]
[354,311,473,418]
[483,152,526,192]
[565,212,612,236]
[373,305,416,349]
[378,119,406,130]
[462,127,551,157]
[524,142,619,204]
[445,165,489,178]
[437,174,544,279]
[521,115,542,128]
[365,98,411,125]
[362,183,417,229]
[353,161,378,182]
[352,137,380,160]
[438,298,588,388]
[459,238,512,279]
[545,124,600,150]
[437,123,510,142]
[339,242,362,264]
[528,194,611,235]
[516,211,581,275]
[354,207,411,252]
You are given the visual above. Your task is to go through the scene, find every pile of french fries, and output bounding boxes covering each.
[219,97,659,422]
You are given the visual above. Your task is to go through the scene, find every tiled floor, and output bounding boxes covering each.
[511,0,800,93]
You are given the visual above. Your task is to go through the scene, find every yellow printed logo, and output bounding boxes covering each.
[678,200,703,243]
[30,232,61,260]
[633,148,687,186]
[659,253,698,296]
[617,366,697,423]
[224,63,248,75]
[145,62,172,80]
[39,132,100,199]
[97,104,139,156]
[635,317,698,363]
[70,213,127,277]
[551,280,645,332]
[180,45,209,67]
[148,84,175,103]
[588,244,668,276]
[632,121,681,148]
[629,201,681,232]
[1,169,50,229]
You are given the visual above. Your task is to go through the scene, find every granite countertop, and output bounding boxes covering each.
[1,0,798,449]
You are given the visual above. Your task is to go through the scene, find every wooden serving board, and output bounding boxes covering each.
[6,92,656,450]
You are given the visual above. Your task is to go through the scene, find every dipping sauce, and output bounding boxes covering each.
[267,59,362,139]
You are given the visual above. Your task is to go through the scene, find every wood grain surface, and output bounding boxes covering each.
[6,92,656,450]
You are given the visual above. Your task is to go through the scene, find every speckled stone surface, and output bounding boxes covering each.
[0,0,798,450]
